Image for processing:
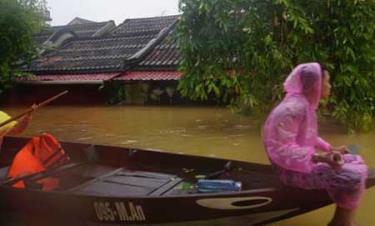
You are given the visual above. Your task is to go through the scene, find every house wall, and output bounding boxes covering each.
[0,82,222,106]
[120,81,180,105]
[0,84,108,106]
[122,81,219,105]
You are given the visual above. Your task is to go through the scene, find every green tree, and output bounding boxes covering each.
[0,0,47,93]
[177,0,375,131]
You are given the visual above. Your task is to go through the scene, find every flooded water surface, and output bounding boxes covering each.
[3,106,375,225]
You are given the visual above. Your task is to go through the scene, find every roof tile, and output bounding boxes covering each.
[18,73,120,81]
[115,71,182,81]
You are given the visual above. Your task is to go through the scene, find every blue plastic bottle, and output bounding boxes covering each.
[197,179,242,193]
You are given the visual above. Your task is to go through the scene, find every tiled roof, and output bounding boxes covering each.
[68,17,96,25]
[28,35,155,72]
[53,21,115,38]
[136,28,181,70]
[18,73,119,82]
[115,71,182,81]
[27,15,179,74]
[33,29,55,45]
[112,15,179,37]
[33,20,114,45]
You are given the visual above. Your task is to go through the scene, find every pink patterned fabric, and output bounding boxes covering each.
[263,62,368,209]
[275,154,367,209]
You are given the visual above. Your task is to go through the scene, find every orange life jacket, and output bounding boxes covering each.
[7,133,70,191]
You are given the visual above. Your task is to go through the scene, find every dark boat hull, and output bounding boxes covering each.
[0,187,331,226]
[0,136,374,226]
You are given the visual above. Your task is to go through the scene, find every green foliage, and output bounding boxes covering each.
[0,0,47,93]
[106,82,128,105]
[177,0,375,131]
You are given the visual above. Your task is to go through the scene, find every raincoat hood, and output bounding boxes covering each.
[284,62,322,109]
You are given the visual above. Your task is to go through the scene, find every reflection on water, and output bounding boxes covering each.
[3,106,375,226]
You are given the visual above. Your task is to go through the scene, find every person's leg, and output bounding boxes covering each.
[276,162,365,226]
[328,206,357,226]
[311,162,366,226]
[325,160,367,226]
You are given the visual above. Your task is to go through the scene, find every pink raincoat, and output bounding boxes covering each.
[263,62,368,209]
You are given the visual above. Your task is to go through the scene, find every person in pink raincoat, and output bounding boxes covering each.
[263,62,368,226]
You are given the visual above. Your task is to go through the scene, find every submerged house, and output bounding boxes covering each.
[8,15,181,105]
[114,27,182,104]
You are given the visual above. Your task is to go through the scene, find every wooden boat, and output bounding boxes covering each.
[0,136,374,226]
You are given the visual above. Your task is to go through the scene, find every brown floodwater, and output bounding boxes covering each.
[3,105,375,226]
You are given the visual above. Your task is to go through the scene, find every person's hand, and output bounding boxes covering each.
[312,153,323,164]
[332,146,350,154]
[329,152,344,168]
[312,152,343,168]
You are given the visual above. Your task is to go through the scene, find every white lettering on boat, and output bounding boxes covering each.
[196,196,272,210]
[94,201,146,222]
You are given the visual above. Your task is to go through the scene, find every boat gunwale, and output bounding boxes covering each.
[1,136,374,199]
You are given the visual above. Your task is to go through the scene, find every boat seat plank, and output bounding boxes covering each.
[69,165,183,196]
[76,181,153,196]
[148,177,183,196]
[103,175,168,188]
[116,171,175,180]
[69,167,124,192]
